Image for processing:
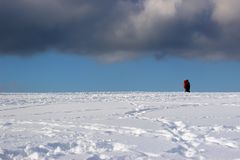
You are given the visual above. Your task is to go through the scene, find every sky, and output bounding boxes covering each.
[0,0,240,92]
[1,52,240,92]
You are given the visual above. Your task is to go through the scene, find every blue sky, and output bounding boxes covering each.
[0,52,239,92]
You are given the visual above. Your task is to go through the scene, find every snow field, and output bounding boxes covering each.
[0,92,240,160]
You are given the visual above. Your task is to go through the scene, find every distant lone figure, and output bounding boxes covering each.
[184,80,190,92]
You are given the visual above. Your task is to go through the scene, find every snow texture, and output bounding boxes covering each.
[0,92,240,160]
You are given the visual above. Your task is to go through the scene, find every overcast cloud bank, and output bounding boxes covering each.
[0,0,240,62]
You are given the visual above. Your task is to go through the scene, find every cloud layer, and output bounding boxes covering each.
[0,0,240,61]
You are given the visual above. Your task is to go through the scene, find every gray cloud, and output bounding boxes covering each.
[0,0,240,62]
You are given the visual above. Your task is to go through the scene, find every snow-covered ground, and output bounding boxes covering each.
[0,92,240,160]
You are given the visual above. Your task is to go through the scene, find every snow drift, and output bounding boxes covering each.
[0,92,240,160]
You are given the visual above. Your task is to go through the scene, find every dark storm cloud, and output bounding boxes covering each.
[0,0,240,61]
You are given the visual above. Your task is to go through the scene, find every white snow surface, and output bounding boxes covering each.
[0,92,240,160]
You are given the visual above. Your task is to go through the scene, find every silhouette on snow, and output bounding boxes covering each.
[184,80,190,92]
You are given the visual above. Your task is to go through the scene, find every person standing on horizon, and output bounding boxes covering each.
[184,80,190,92]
